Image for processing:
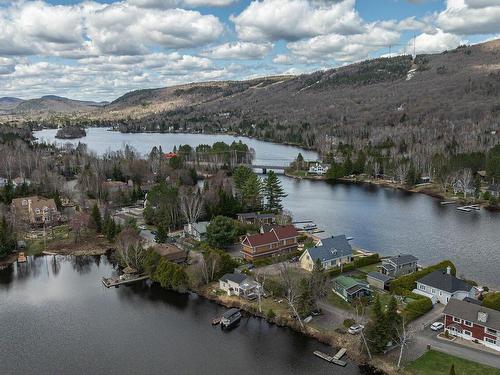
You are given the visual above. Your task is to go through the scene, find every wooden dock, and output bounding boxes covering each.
[313,348,347,367]
[101,275,149,288]
[17,252,27,263]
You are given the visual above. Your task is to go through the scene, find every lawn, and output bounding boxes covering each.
[357,262,381,274]
[406,350,500,375]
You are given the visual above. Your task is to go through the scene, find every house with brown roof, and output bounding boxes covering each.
[240,225,299,261]
[11,196,60,226]
[153,243,188,264]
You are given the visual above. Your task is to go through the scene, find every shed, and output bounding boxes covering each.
[366,272,392,290]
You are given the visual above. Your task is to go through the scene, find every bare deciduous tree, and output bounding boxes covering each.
[179,188,204,224]
[116,227,145,271]
[279,262,304,330]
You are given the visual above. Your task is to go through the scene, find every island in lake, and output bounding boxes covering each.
[55,126,86,139]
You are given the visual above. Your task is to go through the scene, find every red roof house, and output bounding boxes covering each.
[164,152,177,160]
[241,225,299,261]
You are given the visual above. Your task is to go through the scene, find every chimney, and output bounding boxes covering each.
[446,266,451,275]
[478,311,488,323]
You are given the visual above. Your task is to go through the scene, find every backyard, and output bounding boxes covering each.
[406,350,500,375]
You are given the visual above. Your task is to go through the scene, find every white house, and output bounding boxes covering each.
[299,235,353,271]
[219,273,262,299]
[308,163,329,175]
[184,221,209,241]
[414,267,476,305]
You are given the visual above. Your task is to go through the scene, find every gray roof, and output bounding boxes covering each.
[237,212,274,219]
[220,273,248,284]
[192,221,209,234]
[444,298,500,332]
[417,269,473,293]
[307,235,352,263]
[385,254,418,266]
[367,271,392,283]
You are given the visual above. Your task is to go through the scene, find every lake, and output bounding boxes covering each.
[33,128,318,167]
[0,255,359,375]
[33,128,500,287]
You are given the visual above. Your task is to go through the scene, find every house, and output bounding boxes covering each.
[11,196,60,226]
[153,243,188,264]
[367,271,392,290]
[184,221,209,241]
[163,152,177,160]
[12,177,31,187]
[332,276,371,302]
[240,225,299,261]
[443,298,500,352]
[219,273,262,299]
[487,184,500,198]
[237,212,275,225]
[299,235,353,271]
[378,254,418,278]
[0,177,8,188]
[308,163,329,175]
[103,180,133,193]
[414,267,476,305]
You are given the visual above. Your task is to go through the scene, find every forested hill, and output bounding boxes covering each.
[3,39,500,168]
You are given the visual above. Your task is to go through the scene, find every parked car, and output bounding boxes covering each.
[430,322,444,331]
[139,225,147,230]
[348,324,364,335]
[311,309,322,316]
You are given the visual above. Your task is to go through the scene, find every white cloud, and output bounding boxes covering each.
[287,23,401,62]
[410,29,463,54]
[272,54,294,65]
[0,1,224,57]
[437,0,500,34]
[203,42,272,59]
[128,0,237,8]
[231,0,364,42]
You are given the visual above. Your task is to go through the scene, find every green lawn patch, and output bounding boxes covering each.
[357,262,381,274]
[406,350,500,375]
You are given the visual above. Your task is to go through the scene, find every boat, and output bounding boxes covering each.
[17,252,27,263]
[457,207,472,212]
[211,316,221,325]
[220,308,241,329]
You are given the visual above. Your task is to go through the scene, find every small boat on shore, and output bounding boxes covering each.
[211,316,221,325]
[220,308,241,329]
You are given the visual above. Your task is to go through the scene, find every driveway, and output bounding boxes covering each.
[409,303,445,332]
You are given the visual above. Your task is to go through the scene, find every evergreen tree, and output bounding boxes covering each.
[90,203,102,233]
[52,190,63,210]
[242,173,263,211]
[0,216,15,259]
[233,166,253,192]
[386,296,402,340]
[449,364,456,375]
[364,295,389,354]
[263,170,287,212]
[155,219,169,243]
[297,278,315,317]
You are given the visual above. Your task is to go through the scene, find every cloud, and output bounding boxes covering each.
[436,0,500,35]
[287,23,401,62]
[128,0,237,8]
[231,0,364,42]
[203,42,272,59]
[410,29,463,54]
[272,54,294,65]
[0,1,224,57]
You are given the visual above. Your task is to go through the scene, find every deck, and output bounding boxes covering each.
[101,275,149,288]
[313,348,347,367]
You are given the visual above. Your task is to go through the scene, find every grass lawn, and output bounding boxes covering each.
[357,262,381,274]
[406,350,500,375]
[326,291,353,311]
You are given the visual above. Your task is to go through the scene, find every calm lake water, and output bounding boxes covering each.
[33,128,318,167]
[33,128,500,287]
[0,256,359,375]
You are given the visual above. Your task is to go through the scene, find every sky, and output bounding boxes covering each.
[1,0,500,101]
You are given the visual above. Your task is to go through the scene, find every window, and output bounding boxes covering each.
[431,288,436,294]
[439,291,442,296]
[463,330,472,336]
[453,317,462,323]
[486,328,498,335]
[485,337,497,345]
[464,320,473,327]
[419,284,426,291]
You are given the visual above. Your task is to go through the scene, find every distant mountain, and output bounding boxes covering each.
[1,95,108,116]
[0,97,24,110]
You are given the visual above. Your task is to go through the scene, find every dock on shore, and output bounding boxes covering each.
[102,275,149,288]
[313,348,347,367]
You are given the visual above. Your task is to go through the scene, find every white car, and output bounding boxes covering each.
[139,225,147,230]
[430,322,444,331]
[348,324,364,335]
